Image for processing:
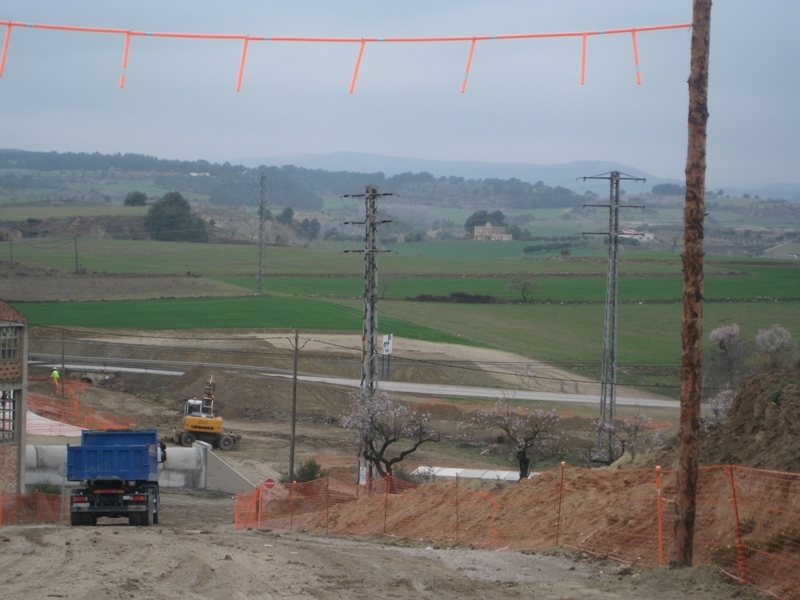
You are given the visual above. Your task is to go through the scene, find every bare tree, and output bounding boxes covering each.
[467,394,564,479]
[591,413,661,465]
[379,275,394,299]
[507,277,538,303]
[341,390,439,478]
[671,233,681,253]
[675,0,712,568]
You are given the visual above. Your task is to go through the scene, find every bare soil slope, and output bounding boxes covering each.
[626,368,800,472]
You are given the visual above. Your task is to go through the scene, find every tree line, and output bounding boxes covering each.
[0,150,583,211]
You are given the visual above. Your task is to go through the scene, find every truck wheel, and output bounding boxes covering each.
[180,432,196,447]
[83,513,96,526]
[70,513,81,526]
[219,435,234,451]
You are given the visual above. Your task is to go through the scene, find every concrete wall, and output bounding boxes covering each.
[25,443,254,494]
[205,445,254,494]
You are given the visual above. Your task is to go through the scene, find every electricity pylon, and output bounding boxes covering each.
[582,171,645,462]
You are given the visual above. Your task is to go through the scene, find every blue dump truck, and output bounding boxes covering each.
[68,430,160,526]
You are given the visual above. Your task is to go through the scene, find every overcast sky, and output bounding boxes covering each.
[0,1,797,188]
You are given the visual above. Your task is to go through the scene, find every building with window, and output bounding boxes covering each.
[0,301,27,494]
[473,222,512,241]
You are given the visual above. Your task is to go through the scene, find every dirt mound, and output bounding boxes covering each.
[632,368,800,472]
[702,368,800,471]
[165,365,352,422]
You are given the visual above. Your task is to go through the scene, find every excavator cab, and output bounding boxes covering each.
[184,398,212,418]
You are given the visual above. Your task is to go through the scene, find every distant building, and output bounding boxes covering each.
[474,221,512,241]
[619,229,654,241]
[0,300,27,494]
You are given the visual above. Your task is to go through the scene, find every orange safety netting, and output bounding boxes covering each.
[235,465,800,600]
[28,383,135,431]
[0,491,67,526]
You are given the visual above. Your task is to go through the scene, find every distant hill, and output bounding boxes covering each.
[246,151,682,193]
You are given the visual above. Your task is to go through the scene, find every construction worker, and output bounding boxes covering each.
[50,368,60,390]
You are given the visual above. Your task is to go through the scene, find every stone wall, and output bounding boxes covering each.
[0,443,19,493]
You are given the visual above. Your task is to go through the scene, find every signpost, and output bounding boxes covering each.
[260,478,275,527]
[381,334,393,380]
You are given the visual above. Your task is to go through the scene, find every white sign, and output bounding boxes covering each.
[382,334,393,355]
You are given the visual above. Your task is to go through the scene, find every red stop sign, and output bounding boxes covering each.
[264,478,275,489]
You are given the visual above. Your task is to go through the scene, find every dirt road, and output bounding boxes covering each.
[0,490,765,600]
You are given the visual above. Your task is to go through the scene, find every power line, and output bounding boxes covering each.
[0,19,691,93]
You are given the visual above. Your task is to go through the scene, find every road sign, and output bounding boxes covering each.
[264,478,275,489]
[382,334,393,355]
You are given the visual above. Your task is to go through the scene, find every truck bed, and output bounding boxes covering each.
[67,444,157,483]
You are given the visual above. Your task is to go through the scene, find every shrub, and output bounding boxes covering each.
[279,458,327,483]
[124,191,147,206]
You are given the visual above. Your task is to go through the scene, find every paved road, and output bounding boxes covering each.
[33,354,678,409]
[261,373,679,408]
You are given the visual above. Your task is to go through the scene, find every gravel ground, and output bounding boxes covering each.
[0,490,767,600]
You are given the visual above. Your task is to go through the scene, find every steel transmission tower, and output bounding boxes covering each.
[582,171,645,461]
[257,174,267,293]
[344,186,394,397]
[343,185,394,483]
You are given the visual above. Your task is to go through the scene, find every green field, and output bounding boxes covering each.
[13,295,466,345]
[220,264,800,303]
[9,235,800,397]
[4,237,696,276]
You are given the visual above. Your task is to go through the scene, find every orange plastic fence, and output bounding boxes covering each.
[28,385,135,431]
[235,465,800,600]
[0,491,67,526]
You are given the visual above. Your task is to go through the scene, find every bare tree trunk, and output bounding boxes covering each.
[674,0,712,568]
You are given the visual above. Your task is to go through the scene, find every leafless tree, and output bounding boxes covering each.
[341,390,439,478]
[379,275,394,299]
[467,394,565,479]
[671,233,681,253]
[590,413,662,465]
[507,277,538,303]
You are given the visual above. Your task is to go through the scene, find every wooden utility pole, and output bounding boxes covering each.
[289,329,299,482]
[674,0,712,568]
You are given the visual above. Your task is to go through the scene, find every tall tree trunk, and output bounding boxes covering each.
[674,0,712,568]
